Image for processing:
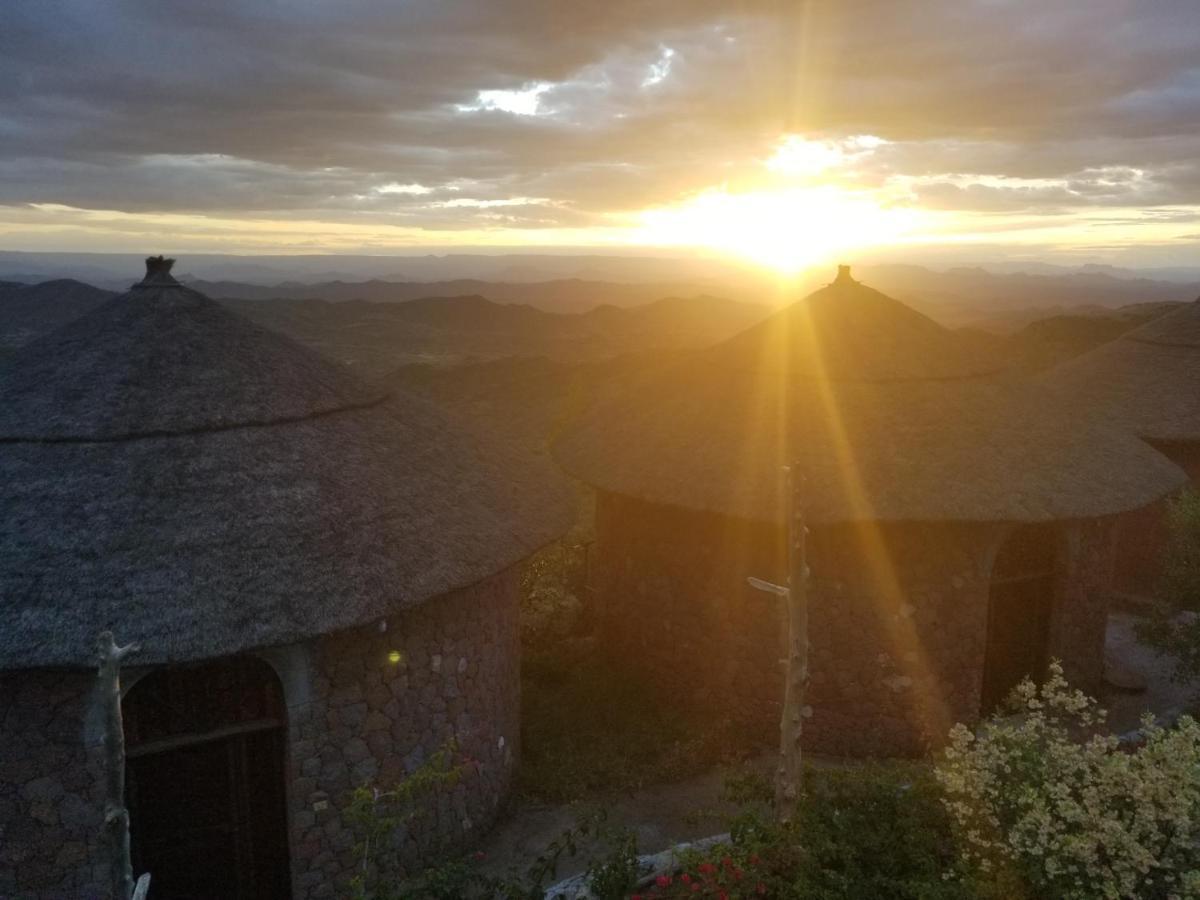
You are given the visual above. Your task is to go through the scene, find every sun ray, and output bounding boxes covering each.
[797,304,956,745]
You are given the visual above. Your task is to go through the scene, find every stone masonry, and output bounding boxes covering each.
[286,566,521,899]
[0,671,107,899]
[0,566,522,899]
[593,490,1116,757]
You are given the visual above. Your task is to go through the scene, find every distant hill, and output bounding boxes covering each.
[0,271,1183,382]
[0,250,756,289]
[948,300,1183,374]
[997,301,1184,372]
[380,298,1185,450]
[226,292,766,375]
[0,277,764,375]
[857,264,1200,328]
[190,264,1200,328]
[189,277,737,315]
[0,279,115,352]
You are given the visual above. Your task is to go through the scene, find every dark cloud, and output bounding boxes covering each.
[1,0,1199,231]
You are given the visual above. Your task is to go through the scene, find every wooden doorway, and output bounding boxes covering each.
[981,525,1058,715]
[124,656,292,899]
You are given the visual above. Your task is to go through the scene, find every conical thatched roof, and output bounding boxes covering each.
[0,258,574,670]
[1044,299,1200,444]
[555,268,1184,526]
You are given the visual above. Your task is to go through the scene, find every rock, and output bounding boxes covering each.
[1104,650,1148,692]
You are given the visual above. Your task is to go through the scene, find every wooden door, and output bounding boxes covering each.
[124,658,292,899]
[981,526,1057,715]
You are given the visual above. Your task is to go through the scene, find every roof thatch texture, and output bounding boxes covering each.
[0,260,574,669]
[1044,299,1200,444]
[555,271,1185,526]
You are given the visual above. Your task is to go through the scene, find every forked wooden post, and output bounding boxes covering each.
[747,462,810,825]
[96,631,149,900]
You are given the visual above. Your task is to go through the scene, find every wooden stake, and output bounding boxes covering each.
[746,463,810,824]
[96,630,144,900]
[775,464,809,824]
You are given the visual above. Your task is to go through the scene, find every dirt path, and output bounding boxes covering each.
[477,756,772,882]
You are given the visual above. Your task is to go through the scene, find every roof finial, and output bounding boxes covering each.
[835,264,854,285]
[136,255,179,288]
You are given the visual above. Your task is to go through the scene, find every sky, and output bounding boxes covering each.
[3,0,1200,271]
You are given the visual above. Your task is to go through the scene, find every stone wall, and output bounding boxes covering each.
[0,670,106,899]
[592,490,1115,757]
[286,566,521,899]
[0,567,521,899]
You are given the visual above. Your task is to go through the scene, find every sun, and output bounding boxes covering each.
[635,185,923,274]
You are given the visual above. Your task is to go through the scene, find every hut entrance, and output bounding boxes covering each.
[981,525,1058,715]
[123,656,292,899]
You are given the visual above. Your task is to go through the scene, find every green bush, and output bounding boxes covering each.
[519,642,751,802]
[1139,489,1200,680]
[518,539,755,803]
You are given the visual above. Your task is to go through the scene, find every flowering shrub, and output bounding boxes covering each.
[938,661,1200,900]
[631,853,770,899]
[624,764,975,900]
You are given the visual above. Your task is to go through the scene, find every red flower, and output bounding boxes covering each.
[733,868,744,880]
[756,883,768,895]
[749,854,761,866]
[656,875,672,888]
[698,862,717,875]
[722,856,733,868]
[631,895,642,900]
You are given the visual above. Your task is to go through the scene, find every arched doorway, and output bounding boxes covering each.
[123,656,292,899]
[981,524,1059,715]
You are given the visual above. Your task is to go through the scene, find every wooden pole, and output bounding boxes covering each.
[96,630,142,900]
[745,464,811,825]
[775,463,809,825]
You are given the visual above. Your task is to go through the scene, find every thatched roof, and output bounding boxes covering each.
[0,258,574,670]
[555,268,1184,526]
[1044,299,1200,444]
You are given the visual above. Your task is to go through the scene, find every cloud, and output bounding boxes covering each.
[1,0,1199,248]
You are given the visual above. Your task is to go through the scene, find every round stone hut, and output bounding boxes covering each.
[0,258,573,899]
[1046,298,1200,590]
[555,266,1184,757]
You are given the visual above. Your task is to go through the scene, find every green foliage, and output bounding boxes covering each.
[518,538,756,803]
[938,662,1200,900]
[345,743,464,900]
[519,641,751,802]
[1162,489,1200,610]
[520,539,589,646]
[1139,489,1200,680]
